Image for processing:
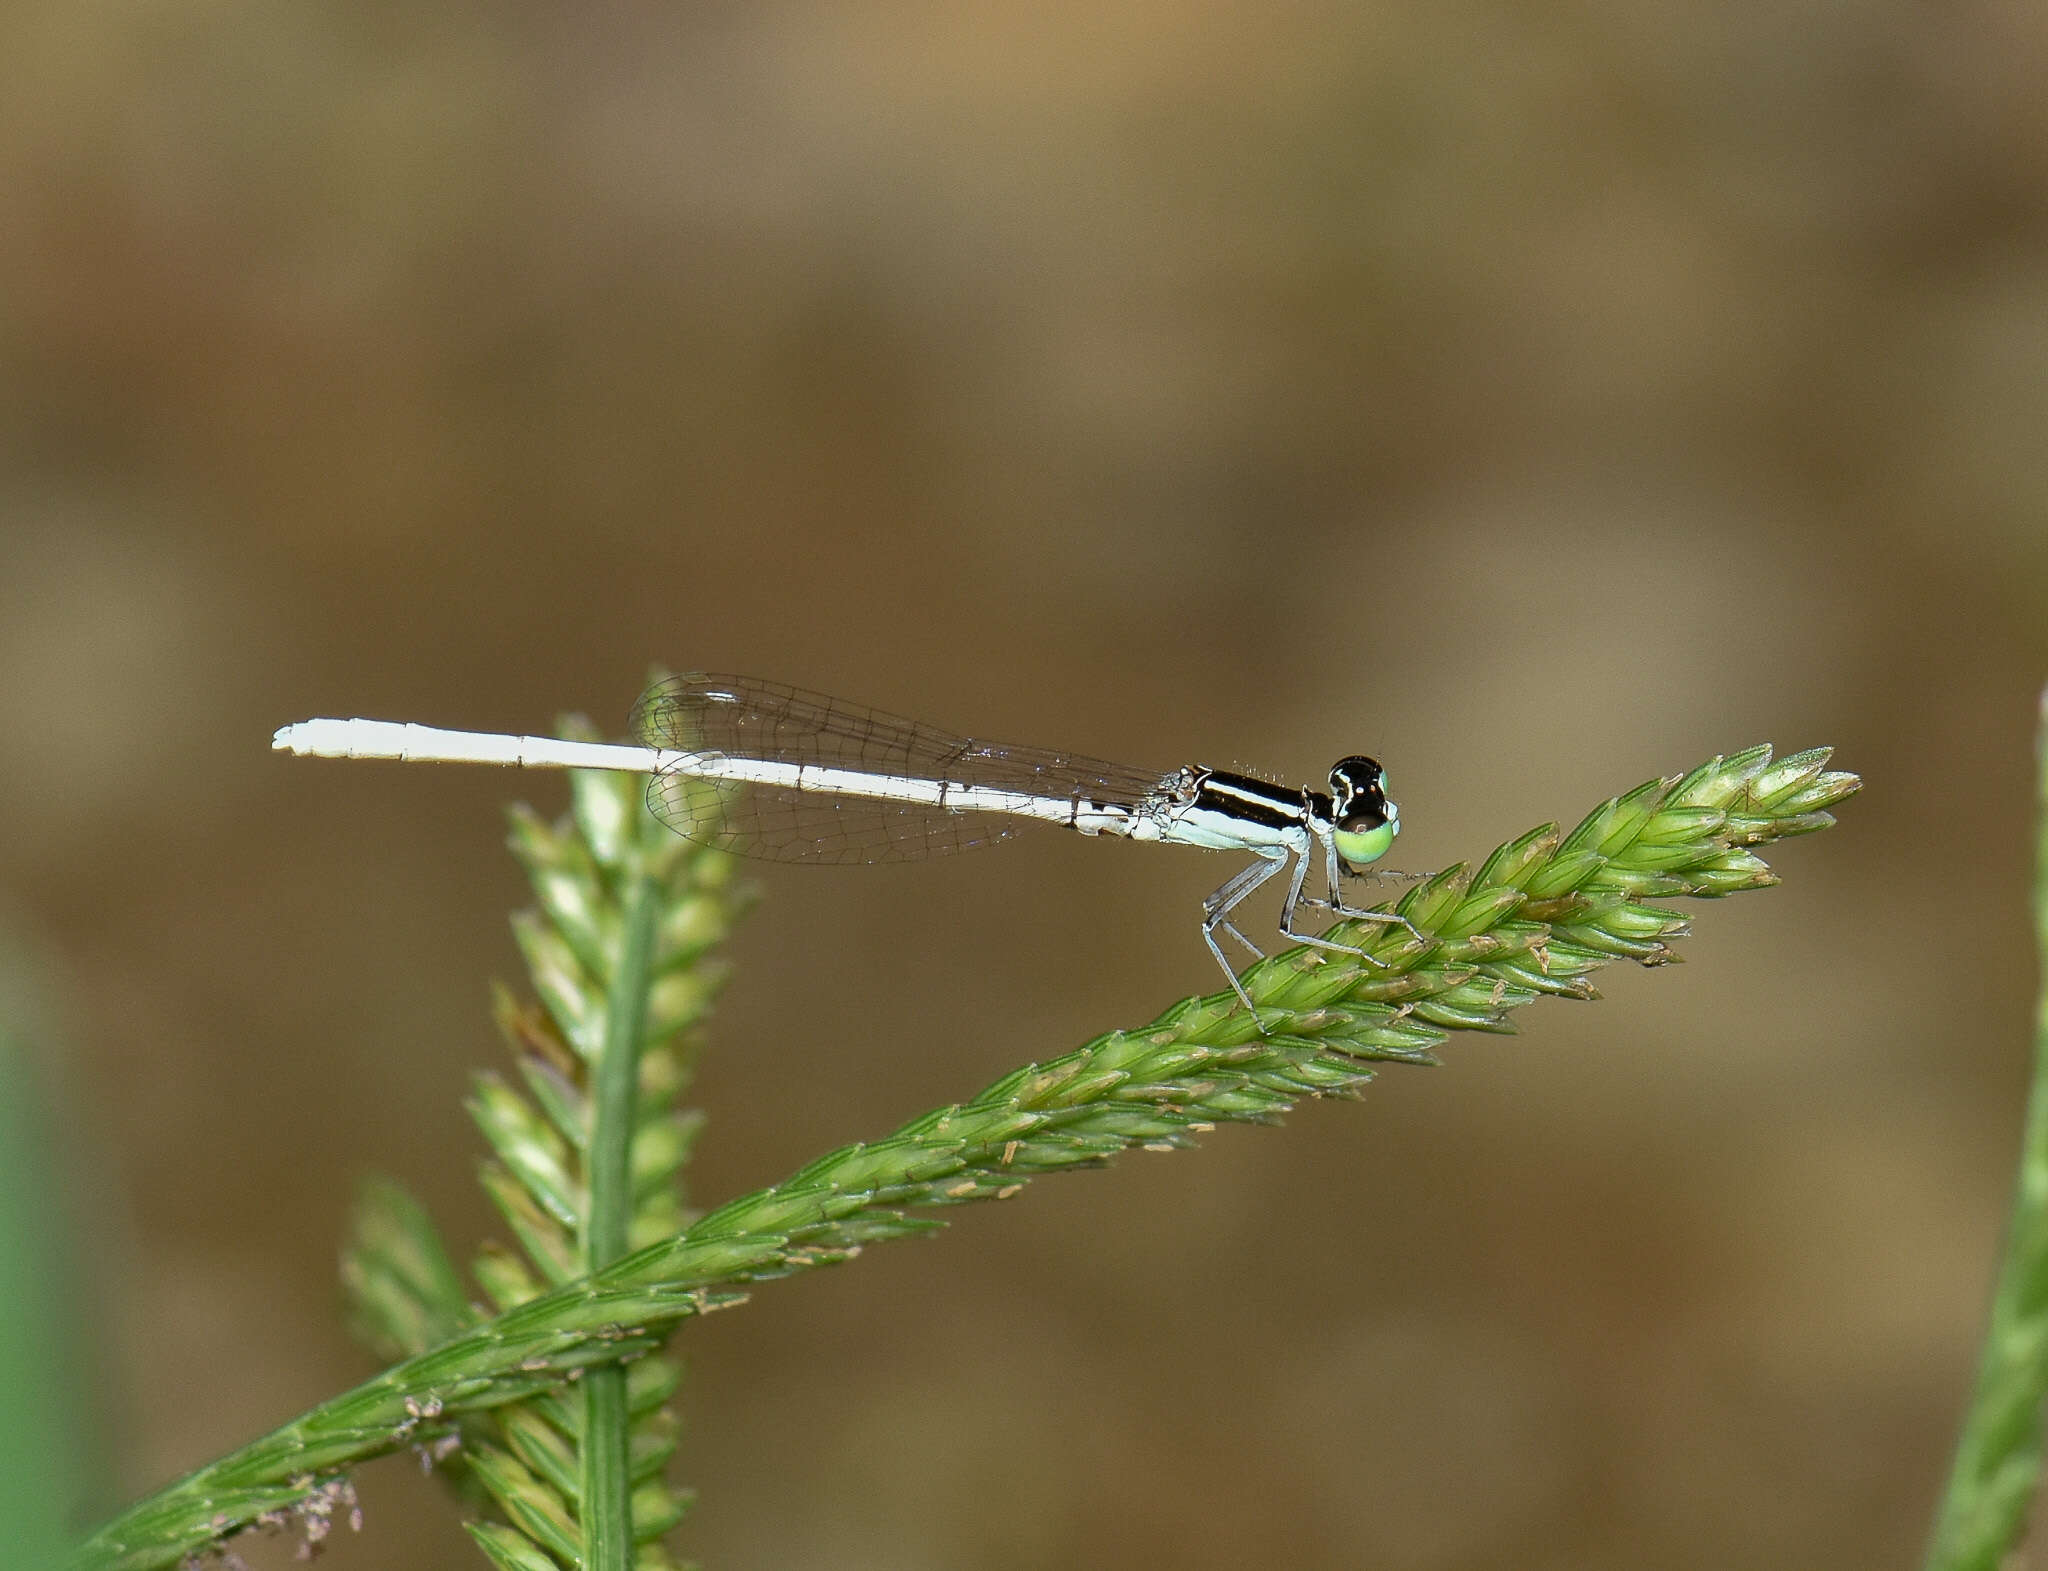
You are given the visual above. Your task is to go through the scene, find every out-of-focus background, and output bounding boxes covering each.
[3,2,2045,1567]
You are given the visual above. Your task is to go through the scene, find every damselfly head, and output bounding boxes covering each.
[1329,755,1399,868]
[1329,755,1389,812]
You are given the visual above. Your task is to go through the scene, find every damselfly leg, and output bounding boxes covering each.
[1201,850,1291,1017]
[1306,833,1427,942]
[1203,840,1422,1023]
[1279,840,1383,957]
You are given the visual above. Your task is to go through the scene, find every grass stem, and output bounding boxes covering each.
[1922,691,2048,1571]
[579,871,660,1571]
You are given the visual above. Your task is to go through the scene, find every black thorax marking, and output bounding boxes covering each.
[1302,789,1337,832]
[1192,769,1310,831]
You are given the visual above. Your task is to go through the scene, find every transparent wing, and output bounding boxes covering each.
[629,673,1170,864]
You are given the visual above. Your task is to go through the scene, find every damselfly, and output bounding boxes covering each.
[273,674,1421,1021]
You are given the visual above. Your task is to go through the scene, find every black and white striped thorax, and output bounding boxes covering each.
[1103,766,1320,853]
[1078,761,1396,863]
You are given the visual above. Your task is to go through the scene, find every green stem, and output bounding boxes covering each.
[1923,692,2048,1571]
[581,872,658,1571]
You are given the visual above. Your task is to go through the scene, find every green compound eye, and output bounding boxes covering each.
[1334,820,1397,867]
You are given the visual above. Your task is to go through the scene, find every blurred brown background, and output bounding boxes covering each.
[3,1,2045,1567]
